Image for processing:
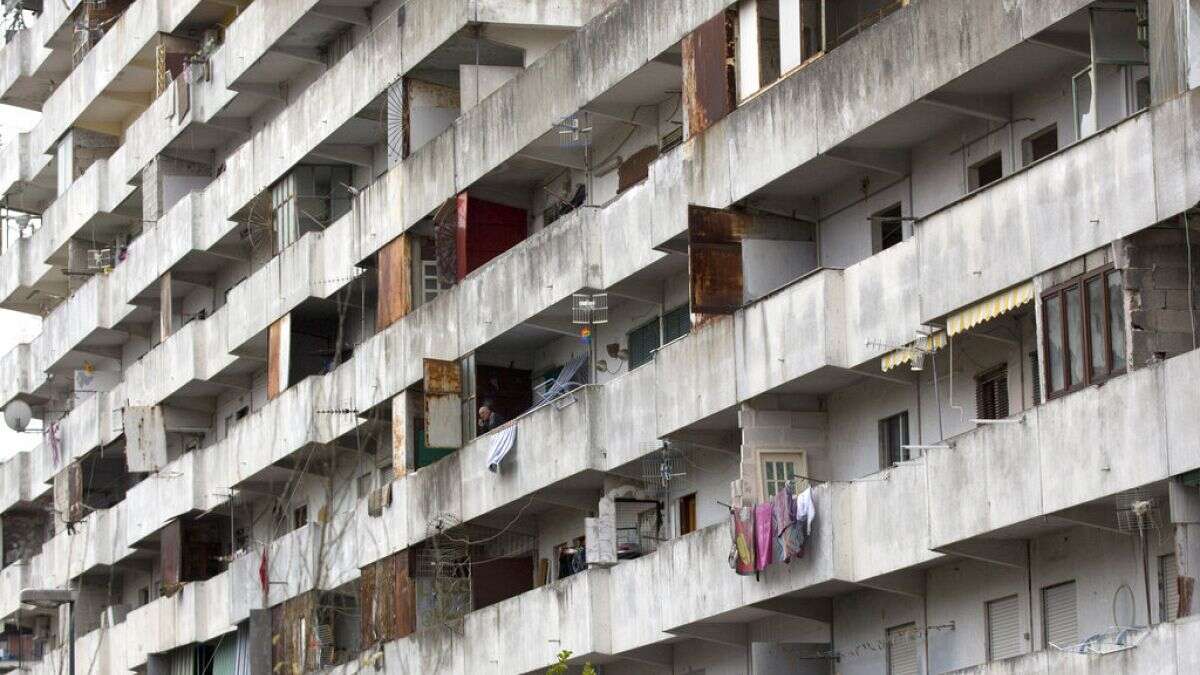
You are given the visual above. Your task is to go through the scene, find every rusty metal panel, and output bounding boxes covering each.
[423,359,461,395]
[424,359,462,448]
[682,9,738,139]
[359,550,416,646]
[273,591,316,673]
[689,205,749,314]
[376,234,413,331]
[267,314,291,400]
[160,519,182,595]
[617,145,659,194]
[124,405,167,473]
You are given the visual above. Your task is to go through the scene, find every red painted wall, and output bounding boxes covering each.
[456,193,528,279]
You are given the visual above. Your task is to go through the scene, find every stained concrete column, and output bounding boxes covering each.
[1169,478,1200,617]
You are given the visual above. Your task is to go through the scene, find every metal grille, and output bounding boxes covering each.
[1115,489,1160,533]
[1160,554,1179,622]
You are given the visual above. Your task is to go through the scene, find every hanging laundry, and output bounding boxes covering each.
[787,487,816,560]
[755,502,774,571]
[729,506,756,575]
[773,485,798,563]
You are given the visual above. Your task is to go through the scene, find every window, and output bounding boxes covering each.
[662,304,691,343]
[138,587,150,607]
[761,452,805,498]
[986,595,1022,661]
[1160,554,1179,622]
[1041,266,1125,397]
[885,623,919,675]
[1022,125,1058,166]
[879,411,911,468]
[975,364,1009,420]
[421,259,449,303]
[678,493,697,536]
[969,153,1004,191]
[627,317,661,369]
[873,203,904,253]
[292,504,309,530]
[1073,67,1094,139]
[1042,581,1077,648]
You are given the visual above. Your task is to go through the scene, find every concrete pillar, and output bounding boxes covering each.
[141,154,213,223]
[1170,478,1200,617]
[585,496,617,567]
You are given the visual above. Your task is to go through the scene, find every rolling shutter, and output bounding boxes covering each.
[886,623,919,675]
[1042,581,1077,648]
[1160,554,1179,621]
[986,595,1022,661]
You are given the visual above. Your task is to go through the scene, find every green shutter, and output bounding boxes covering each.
[416,425,457,469]
[662,305,692,343]
[628,319,661,369]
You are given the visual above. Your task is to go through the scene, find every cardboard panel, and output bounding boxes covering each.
[689,205,750,314]
[52,462,83,530]
[124,405,167,473]
[267,314,291,399]
[682,10,738,139]
[424,358,462,448]
[376,234,413,331]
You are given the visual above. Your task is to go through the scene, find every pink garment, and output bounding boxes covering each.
[755,502,774,570]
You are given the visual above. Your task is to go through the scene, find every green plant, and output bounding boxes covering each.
[547,650,597,675]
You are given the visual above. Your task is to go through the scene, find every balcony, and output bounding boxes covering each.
[925,348,1200,552]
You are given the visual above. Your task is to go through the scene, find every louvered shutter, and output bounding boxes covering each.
[886,623,919,675]
[1042,581,1077,648]
[1029,351,1041,405]
[975,365,1009,420]
[986,595,1022,660]
[1160,554,1179,621]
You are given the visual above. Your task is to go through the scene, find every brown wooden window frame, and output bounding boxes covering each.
[1040,265,1125,399]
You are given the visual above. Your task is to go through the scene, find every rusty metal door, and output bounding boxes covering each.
[682,9,738,139]
[423,358,462,448]
[689,205,749,314]
[160,519,182,595]
[376,234,412,331]
[124,405,167,473]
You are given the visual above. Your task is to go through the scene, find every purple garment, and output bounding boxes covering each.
[772,488,796,563]
[729,506,756,575]
[755,503,774,570]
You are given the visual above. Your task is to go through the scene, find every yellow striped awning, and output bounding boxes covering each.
[945,281,1034,337]
[880,331,947,372]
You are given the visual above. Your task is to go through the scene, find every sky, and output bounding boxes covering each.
[0,102,44,460]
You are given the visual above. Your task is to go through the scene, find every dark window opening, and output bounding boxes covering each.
[292,505,308,530]
[874,203,904,253]
[1042,266,1126,398]
[628,318,661,370]
[975,365,1010,420]
[1022,125,1058,166]
[969,153,1004,191]
[679,493,697,536]
[879,411,911,468]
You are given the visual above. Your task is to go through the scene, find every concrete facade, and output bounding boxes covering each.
[1,0,1199,673]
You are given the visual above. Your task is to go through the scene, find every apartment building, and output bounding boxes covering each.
[0,0,1199,672]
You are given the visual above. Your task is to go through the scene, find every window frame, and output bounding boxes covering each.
[975,363,1009,421]
[878,411,911,469]
[1040,264,1125,399]
[968,152,1004,191]
[760,451,806,499]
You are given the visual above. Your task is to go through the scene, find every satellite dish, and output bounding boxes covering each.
[4,400,32,432]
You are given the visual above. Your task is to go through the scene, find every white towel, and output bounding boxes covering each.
[486,425,518,472]
[795,487,815,535]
